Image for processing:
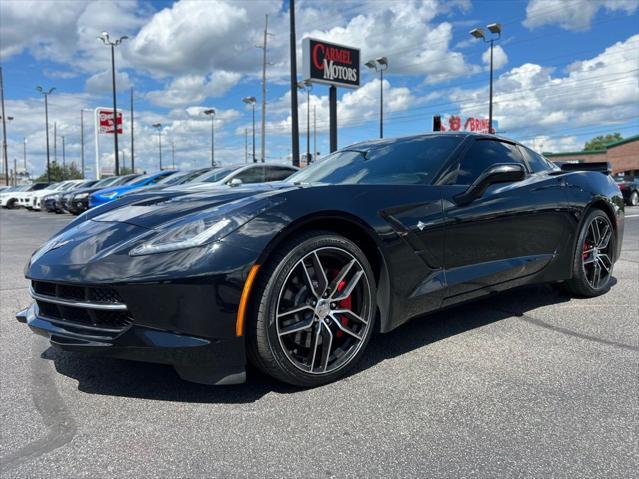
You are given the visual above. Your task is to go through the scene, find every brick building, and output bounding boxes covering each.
[544,135,639,177]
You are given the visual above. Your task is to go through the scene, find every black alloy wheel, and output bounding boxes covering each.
[248,232,376,386]
[563,209,615,297]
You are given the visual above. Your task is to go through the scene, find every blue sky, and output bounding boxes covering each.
[1,0,638,177]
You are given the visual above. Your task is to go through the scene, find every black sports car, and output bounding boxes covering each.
[17,133,624,387]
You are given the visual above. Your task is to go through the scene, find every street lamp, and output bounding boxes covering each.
[98,31,128,176]
[242,97,257,163]
[23,137,27,174]
[0,115,14,185]
[297,80,313,164]
[36,86,55,183]
[470,23,501,134]
[203,108,216,167]
[152,123,162,170]
[365,57,388,139]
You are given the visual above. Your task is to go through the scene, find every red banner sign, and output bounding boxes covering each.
[98,109,123,134]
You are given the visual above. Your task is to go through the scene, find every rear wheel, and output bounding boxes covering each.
[247,231,376,387]
[562,209,615,297]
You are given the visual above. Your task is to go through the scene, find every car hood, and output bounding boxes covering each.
[83,182,296,230]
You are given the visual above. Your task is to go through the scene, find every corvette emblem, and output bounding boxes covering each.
[417,221,427,231]
[48,239,71,251]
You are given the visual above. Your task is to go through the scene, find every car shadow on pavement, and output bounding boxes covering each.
[44,282,593,403]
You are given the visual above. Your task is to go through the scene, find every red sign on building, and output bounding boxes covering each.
[97,109,123,134]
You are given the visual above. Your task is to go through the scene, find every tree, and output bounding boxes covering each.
[584,133,623,151]
[34,161,84,183]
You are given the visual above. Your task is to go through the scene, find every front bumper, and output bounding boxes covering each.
[17,300,246,385]
[68,198,89,214]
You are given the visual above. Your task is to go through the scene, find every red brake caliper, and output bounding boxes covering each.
[335,279,352,339]
[582,241,590,262]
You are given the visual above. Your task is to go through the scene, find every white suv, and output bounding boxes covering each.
[30,180,85,211]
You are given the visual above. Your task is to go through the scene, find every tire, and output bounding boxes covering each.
[562,209,615,297]
[247,231,377,387]
[629,191,639,207]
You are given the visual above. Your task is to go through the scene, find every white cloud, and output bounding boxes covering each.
[482,45,508,70]
[521,135,582,153]
[523,0,638,31]
[259,78,416,136]
[146,71,241,108]
[85,70,132,94]
[450,34,639,138]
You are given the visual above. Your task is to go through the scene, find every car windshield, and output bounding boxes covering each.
[92,177,119,188]
[287,136,463,185]
[193,167,238,183]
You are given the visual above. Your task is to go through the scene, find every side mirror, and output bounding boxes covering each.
[229,178,243,187]
[455,163,525,205]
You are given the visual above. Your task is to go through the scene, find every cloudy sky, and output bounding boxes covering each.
[1,0,638,177]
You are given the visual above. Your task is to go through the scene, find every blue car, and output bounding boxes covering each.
[89,170,177,208]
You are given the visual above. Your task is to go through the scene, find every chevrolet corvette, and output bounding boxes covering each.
[17,133,624,386]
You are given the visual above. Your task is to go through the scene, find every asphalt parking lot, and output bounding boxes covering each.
[1,207,637,478]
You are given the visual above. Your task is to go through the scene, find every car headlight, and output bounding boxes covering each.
[129,197,282,256]
[75,192,89,199]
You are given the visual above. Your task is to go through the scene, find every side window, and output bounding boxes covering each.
[234,166,265,184]
[456,140,524,185]
[520,146,556,173]
[265,166,295,181]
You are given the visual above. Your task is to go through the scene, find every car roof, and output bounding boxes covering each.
[347,132,517,152]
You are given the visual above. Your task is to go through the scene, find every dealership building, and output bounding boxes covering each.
[544,134,639,177]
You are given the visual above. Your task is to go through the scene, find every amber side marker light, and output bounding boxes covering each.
[236,264,260,337]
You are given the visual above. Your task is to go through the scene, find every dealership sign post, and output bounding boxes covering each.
[94,108,123,179]
[302,38,360,152]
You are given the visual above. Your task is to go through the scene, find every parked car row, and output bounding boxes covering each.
[1,163,299,215]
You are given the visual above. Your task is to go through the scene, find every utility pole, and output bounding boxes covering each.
[130,88,135,172]
[313,104,317,163]
[54,122,57,163]
[245,128,248,164]
[13,157,17,186]
[0,66,9,186]
[289,0,300,167]
[171,139,175,168]
[152,123,162,170]
[80,109,85,178]
[23,138,27,173]
[36,86,55,183]
[203,108,216,166]
[257,14,271,163]
[62,135,65,180]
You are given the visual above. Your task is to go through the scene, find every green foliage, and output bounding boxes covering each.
[119,167,134,175]
[584,133,623,151]
[34,161,84,183]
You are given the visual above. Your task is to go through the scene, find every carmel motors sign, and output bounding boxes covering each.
[302,38,360,88]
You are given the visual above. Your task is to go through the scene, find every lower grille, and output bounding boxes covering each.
[31,281,133,336]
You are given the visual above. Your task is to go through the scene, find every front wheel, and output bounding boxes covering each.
[629,191,639,207]
[562,209,615,297]
[247,231,376,387]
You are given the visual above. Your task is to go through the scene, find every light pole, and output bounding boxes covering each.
[364,57,388,139]
[23,137,27,175]
[203,108,216,167]
[242,97,257,163]
[36,86,55,183]
[152,123,162,170]
[470,23,501,134]
[61,135,66,180]
[297,80,312,163]
[0,66,9,185]
[98,32,128,176]
[0,115,13,183]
